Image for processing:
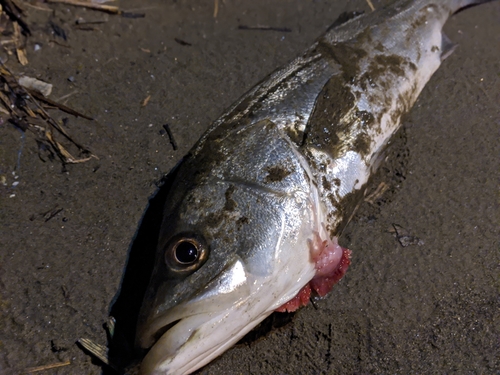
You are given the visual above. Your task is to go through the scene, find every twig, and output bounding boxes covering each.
[364,182,389,204]
[163,123,177,151]
[213,0,219,18]
[13,22,28,65]
[48,39,71,48]
[366,0,375,11]
[56,90,79,103]
[174,38,191,46]
[28,89,93,120]
[24,360,71,373]
[0,62,97,163]
[22,2,52,11]
[45,0,120,14]
[141,94,151,107]
[238,25,292,32]
[42,205,63,222]
[2,0,31,35]
[121,11,145,18]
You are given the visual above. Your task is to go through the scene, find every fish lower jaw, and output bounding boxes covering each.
[275,235,351,313]
[141,299,288,375]
[140,275,304,374]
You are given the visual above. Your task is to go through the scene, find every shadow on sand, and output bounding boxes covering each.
[104,165,181,373]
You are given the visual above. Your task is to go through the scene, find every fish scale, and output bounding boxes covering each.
[135,1,496,374]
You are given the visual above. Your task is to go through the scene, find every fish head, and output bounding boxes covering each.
[136,127,320,375]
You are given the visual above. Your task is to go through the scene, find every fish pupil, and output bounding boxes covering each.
[175,241,198,264]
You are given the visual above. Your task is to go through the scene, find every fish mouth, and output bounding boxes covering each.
[139,306,268,375]
[137,255,316,375]
[137,259,266,375]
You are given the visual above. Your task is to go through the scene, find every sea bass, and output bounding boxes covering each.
[136,1,493,374]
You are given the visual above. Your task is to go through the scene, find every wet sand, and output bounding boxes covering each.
[1,0,498,374]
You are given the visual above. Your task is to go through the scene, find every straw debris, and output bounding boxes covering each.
[24,360,71,373]
[46,0,120,14]
[0,64,97,164]
[0,0,124,166]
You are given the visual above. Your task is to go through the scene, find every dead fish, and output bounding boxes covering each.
[136,1,494,374]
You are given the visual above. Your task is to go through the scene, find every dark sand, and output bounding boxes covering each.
[1,0,498,374]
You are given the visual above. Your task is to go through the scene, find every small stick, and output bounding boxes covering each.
[13,22,28,65]
[163,123,178,151]
[24,360,71,373]
[213,0,219,18]
[28,89,94,120]
[0,60,96,164]
[238,25,292,33]
[174,38,191,46]
[2,0,31,35]
[364,182,389,204]
[45,0,120,14]
[141,94,151,107]
[42,205,63,222]
[23,2,52,12]
[366,0,375,11]
[56,90,79,103]
[48,39,71,48]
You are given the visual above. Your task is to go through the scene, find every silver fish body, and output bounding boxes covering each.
[136,1,493,374]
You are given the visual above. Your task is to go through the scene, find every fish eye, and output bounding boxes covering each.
[164,233,208,273]
[175,240,199,264]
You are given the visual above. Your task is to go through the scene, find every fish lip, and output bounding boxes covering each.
[137,259,258,374]
[148,318,182,348]
[137,257,251,352]
[139,311,211,375]
[139,299,273,375]
[137,303,193,350]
